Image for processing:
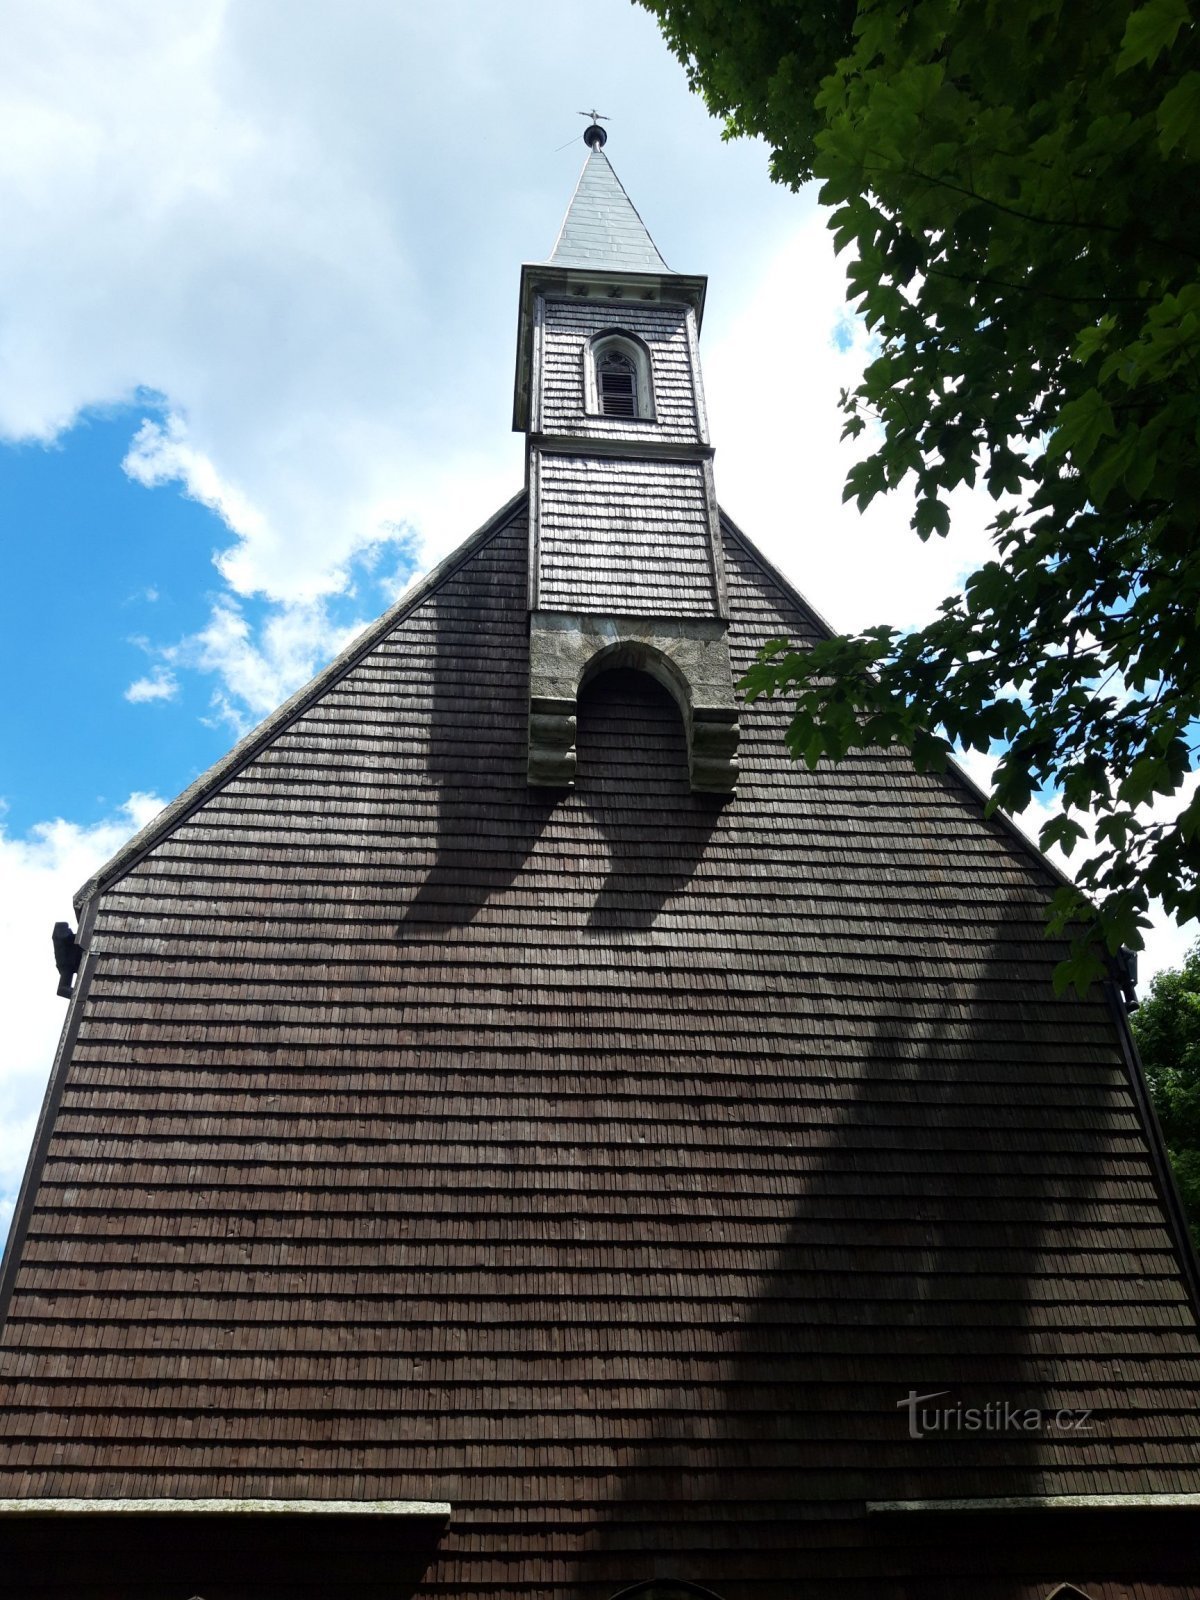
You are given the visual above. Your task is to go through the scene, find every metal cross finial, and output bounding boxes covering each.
[579,109,610,150]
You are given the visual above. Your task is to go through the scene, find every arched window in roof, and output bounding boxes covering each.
[585,330,655,422]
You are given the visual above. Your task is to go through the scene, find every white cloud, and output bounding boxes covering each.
[0,0,542,610]
[706,212,999,637]
[0,792,166,1233]
[123,413,268,551]
[124,664,179,703]
[168,596,371,737]
[0,0,810,616]
[702,215,1027,659]
[0,0,796,732]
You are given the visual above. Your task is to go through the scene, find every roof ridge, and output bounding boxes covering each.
[73,490,528,915]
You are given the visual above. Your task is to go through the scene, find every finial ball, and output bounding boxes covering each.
[583,123,608,150]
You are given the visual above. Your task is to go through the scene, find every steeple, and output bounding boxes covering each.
[512,132,706,433]
[548,145,670,273]
[514,133,738,793]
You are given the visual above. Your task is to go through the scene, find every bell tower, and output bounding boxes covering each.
[513,124,739,792]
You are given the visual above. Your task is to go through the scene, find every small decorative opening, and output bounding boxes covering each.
[598,348,638,417]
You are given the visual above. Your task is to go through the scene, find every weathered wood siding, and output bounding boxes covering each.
[536,455,717,616]
[540,299,700,444]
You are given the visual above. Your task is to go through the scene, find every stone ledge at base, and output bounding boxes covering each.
[528,611,739,793]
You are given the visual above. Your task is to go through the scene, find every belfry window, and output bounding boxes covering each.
[598,349,638,416]
[586,331,655,421]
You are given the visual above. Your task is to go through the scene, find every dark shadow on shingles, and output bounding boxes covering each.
[575,669,722,932]
[395,577,558,934]
[702,880,1104,1521]
[705,880,1174,1599]
[397,744,558,931]
[576,738,1150,1596]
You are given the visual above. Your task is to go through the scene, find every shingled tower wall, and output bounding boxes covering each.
[0,136,1199,1600]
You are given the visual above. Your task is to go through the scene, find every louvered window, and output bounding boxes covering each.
[598,349,638,417]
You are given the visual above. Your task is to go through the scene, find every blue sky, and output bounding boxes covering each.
[1,402,419,832]
[1,0,1194,1231]
[4,405,245,830]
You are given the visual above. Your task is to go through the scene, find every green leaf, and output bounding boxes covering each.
[1046,389,1117,467]
[1177,791,1200,843]
[910,727,952,771]
[1117,0,1190,73]
[1054,943,1109,998]
[1088,428,1145,504]
[1118,755,1174,805]
[913,495,951,539]
[843,454,887,511]
[1158,72,1200,158]
[1074,315,1118,363]
[1039,814,1087,857]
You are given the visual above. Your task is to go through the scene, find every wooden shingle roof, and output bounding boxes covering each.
[0,496,1198,1595]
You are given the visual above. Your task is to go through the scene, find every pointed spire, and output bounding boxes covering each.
[548,144,671,273]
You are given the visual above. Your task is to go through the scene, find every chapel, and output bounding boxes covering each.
[1,129,1198,1600]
